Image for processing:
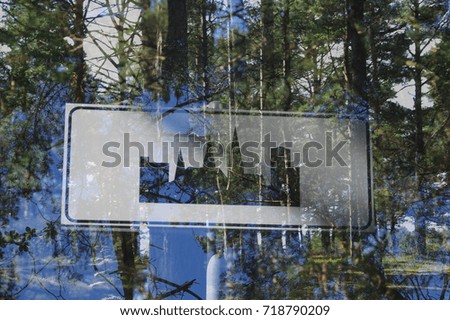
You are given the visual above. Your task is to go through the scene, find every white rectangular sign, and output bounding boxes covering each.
[62,103,373,230]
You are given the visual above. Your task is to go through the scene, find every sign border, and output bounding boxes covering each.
[62,103,374,231]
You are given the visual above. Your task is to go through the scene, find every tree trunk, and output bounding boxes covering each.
[201,0,209,98]
[71,0,86,103]
[281,0,292,111]
[114,0,129,102]
[344,0,352,91]
[347,0,367,102]
[163,0,188,98]
[226,0,235,109]
[112,231,139,300]
[261,0,275,110]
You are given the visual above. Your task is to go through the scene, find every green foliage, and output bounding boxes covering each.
[0,0,449,299]
[0,227,37,257]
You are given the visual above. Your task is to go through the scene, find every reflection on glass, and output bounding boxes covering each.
[0,0,448,300]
